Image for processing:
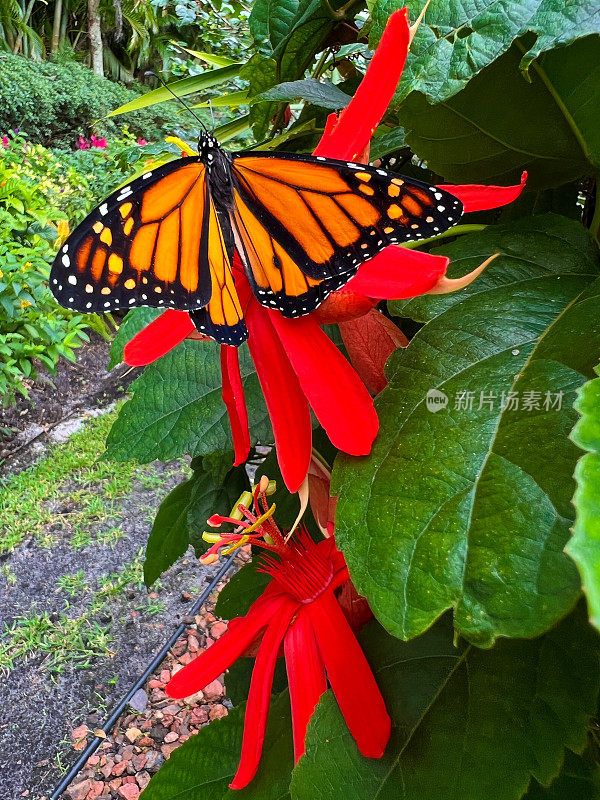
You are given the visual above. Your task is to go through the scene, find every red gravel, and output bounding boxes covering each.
[48,575,239,800]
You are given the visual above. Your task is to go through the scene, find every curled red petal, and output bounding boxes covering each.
[338,309,408,395]
[221,345,250,466]
[230,597,298,790]
[245,296,312,493]
[268,311,378,456]
[312,8,410,160]
[166,589,281,699]
[440,171,527,212]
[123,310,195,367]
[284,610,328,763]
[309,590,391,758]
[311,289,377,324]
[347,246,449,299]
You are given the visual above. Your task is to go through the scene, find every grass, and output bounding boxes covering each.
[0,407,189,674]
[0,407,141,554]
[0,550,149,673]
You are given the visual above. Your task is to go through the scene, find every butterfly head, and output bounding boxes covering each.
[198,131,220,165]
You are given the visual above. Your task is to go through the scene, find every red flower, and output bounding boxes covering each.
[91,134,107,149]
[124,7,526,492]
[166,482,390,789]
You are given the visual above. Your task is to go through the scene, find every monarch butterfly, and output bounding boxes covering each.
[49,131,462,346]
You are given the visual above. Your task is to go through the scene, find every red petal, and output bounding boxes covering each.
[230,597,298,789]
[347,246,449,299]
[221,345,251,466]
[440,171,527,212]
[245,296,312,493]
[312,9,410,160]
[268,311,378,456]
[338,309,408,394]
[166,589,281,699]
[311,290,377,324]
[123,310,195,367]
[309,590,390,758]
[284,610,327,763]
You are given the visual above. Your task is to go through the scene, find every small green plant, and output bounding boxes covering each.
[57,570,88,597]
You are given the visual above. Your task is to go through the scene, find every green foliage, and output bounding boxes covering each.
[292,608,600,800]
[105,339,272,462]
[567,365,600,631]
[144,451,249,585]
[372,0,600,102]
[333,215,599,646]
[399,37,600,189]
[0,53,188,148]
[0,139,109,403]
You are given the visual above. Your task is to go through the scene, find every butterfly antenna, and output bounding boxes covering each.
[144,71,208,133]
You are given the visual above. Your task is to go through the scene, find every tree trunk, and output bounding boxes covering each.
[12,0,36,54]
[88,0,103,76]
[51,0,63,54]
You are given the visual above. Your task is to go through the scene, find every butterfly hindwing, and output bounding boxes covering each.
[229,151,462,317]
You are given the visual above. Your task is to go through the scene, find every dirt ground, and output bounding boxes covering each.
[0,337,235,799]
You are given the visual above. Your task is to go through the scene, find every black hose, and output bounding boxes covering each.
[49,553,237,799]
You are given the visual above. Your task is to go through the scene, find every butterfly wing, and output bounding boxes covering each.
[50,156,247,345]
[229,152,462,316]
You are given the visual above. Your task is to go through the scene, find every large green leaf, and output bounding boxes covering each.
[291,608,600,800]
[399,36,600,188]
[240,56,279,140]
[256,79,351,110]
[216,563,272,620]
[144,472,195,586]
[187,452,250,554]
[108,64,242,115]
[371,0,600,103]
[333,215,600,646]
[104,340,271,462]
[566,366,600,632]
[523,750,600,800]
[142,692,293,800]
[249,0,315,51]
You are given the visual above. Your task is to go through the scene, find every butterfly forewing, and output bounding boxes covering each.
[229,152,462,317]
[50,157,216,314]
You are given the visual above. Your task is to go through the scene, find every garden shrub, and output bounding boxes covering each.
[0,53,190,149]
[0,137,110,404]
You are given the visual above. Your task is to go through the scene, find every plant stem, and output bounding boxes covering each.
[402,223,487,250]
[590,182,600,244]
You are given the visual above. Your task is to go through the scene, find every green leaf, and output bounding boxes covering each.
[216,562,272,620]
[369,126,407,161]
[249,0,315,51]
[187,452,250,554]
[108,64,242,115]
[240,56,279,140]
[256,79,351,110]
[108,307,161,369]
[566,365,600,632]
[371,0,600,104]
[216,115,252,144]
[144,475,195,587]
[522,750,600,800]
[225,657,288,708]
[399,37,600,188]
[142,692,293,800]
[173,46,238,68]
[105,340,271,463]
[291,608,600,800]
[333,215,600,646]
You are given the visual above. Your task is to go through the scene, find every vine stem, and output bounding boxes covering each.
[402,223,487,250]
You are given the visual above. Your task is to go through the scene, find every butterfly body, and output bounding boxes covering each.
[50,131,462,346]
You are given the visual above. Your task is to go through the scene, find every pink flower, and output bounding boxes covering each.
[77,135,90,150]
[1,136,8,147]
[137,138,148,146]
[91,135,107,149]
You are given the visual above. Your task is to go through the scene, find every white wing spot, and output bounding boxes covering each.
[67,275,77,285]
